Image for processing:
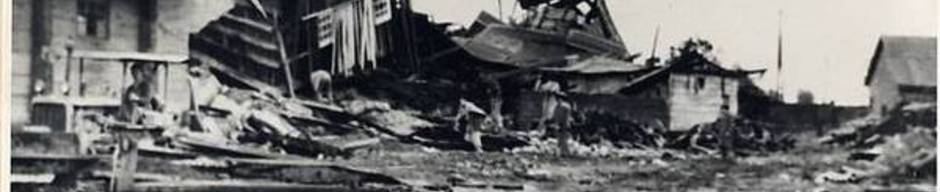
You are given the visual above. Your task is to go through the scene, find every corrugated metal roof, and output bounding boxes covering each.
[865,36,937,86]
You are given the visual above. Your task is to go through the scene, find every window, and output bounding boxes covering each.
[693,76,706,93]
[695,77,706,89]
[77,0,110,38]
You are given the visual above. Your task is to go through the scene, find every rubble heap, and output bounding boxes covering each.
[511,112,795,157]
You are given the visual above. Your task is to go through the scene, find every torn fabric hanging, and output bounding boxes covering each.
[329,0,379,77]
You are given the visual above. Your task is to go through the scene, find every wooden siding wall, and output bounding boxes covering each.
[12,0,234,127]
[667,73,739,130]
[11,0,35,127]
[511,90,669,130]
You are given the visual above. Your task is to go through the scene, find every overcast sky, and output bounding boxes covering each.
[412,0,937,105]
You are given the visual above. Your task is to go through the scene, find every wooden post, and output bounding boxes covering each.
[64,53,72,96]
[121,61,128,90]
[111,132,138,192]
[78,58,85,96]
[273,15,297,98]
[163,62,169,101]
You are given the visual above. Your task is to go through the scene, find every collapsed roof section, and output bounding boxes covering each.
[190,0,405,97]
[451,0,629,68]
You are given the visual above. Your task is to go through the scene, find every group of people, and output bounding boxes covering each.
[453,75,575,154]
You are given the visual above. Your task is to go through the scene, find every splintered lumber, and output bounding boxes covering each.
[293,99,414,139]
[284,115,360,131]
[249,110,304,138]
[291,98,345,113]
[133,180,392,192]
[91,171,177,182]
[112,134,140,192]
[10,173,56,184]
[137,142,199,158]
[218,158,407,186]
[338,137,381,150]
[173,136,309,160]
[250,110,371,156]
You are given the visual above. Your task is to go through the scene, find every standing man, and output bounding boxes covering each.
[454,99,492,153]
[535,77,574,156]
[715,107,736,157]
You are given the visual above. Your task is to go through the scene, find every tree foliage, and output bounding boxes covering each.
[797,90,815,104]
[668,38,717,66]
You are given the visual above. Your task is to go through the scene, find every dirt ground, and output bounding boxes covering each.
[327,132,935,192]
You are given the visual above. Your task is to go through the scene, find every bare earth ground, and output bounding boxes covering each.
[329,132,935,192]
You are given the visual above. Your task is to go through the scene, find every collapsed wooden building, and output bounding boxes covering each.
[432,0,766,131]
[188,0,769,131]
[189,0,433,97]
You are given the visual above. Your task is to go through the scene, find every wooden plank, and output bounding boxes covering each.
[273,20,296,98]
[217,158,407,186]
[137,142,199,158]
[133,180,375,192]
[337,137,380,151]
[91,171,176,182]
[210,24,278,51]
[291,99,345,113]
[221,14,274,32]
[112,135,139,192]
[193,51,285,95]
[72,50,189,63]
[192,35,281,69]
[11,153,102,161]
[10,173,56,184]
[173,136,309,160]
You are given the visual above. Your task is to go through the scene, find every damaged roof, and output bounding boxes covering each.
[451,24,582,68]
[540,56,651,74]
[864,36,937,86]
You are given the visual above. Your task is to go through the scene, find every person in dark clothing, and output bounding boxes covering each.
[117,62,163,124]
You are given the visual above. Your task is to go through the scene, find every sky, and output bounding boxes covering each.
[411,0,937,105]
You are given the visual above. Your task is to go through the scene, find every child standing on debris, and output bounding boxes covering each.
[454,99,492,153]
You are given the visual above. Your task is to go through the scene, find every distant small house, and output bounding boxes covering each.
[614,61,762,130]
[500,56,762,131]
[864,36,937,116]
[447,0,764,131]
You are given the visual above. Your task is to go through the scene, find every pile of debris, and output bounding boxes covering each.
[511,112,794,157]
[570,111,667,149]
[665,117,795,156]
[821,102,936,149]
[12,66,453,191]
[815,102,937,184]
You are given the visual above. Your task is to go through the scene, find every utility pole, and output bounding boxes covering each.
[498,0,503,21]
[646,25,661,66]
[776,10,784,100]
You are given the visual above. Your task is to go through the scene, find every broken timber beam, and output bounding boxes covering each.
[133,180,395,192]
[173,136,309,160]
